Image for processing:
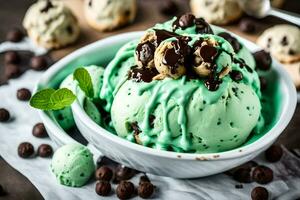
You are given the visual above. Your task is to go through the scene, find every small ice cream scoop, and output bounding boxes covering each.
[238,0,300,26]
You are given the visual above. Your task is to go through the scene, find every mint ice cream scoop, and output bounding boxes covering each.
[51,143,95,187]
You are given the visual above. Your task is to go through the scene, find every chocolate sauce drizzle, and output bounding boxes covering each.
[127,66,159,83]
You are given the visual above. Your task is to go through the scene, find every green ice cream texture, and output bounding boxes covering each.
[100,15,267,153]
[51,143,95,187]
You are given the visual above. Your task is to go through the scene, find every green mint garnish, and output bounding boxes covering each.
[30,88,76,110]
[73,68,94,98]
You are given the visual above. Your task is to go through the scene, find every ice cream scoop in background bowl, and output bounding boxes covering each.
[37,30,297,178]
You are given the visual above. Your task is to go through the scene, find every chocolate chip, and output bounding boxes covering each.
[288,49,295,55]
[40,0,54,13]
[115,165,136,181]
[235,184,243,189]
[18,142,34,158]
[116,181,135,200]
[37,144,53,158]
[66,26,73,35]
[5,64,22,79]
[233,168,252,183]
[218,32,241,53]
[252,166,273,184]
[265,145,283,163]
[0,184,7,196]
[253,50,272,71]
[0,108,10,122]
[251,186,269,200]
[95,166,113,181]
[32,123,48,138]
[17,88,31,101]
[195,17,214,34]
[139,175,151,185]
[259,76,267,91]
[4,51,20,64]
[178,14,195,29]
[6,28,24,42]
[138,182,154,199]
[30,56,48,71]
[95,181,111,196]
[239,18,256,33]
[88,0,92,7]
[200,45,218,63]
[160,0,178,16]
[230,70,243,82]
[281,36,288,46]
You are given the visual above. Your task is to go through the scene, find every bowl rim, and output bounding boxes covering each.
[38,31,297,161]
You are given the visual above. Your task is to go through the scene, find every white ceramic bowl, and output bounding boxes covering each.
[37,31,297,178]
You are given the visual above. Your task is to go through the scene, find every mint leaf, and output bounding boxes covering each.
[73,68,94,98]
[50,88,76,110]
[30,88,76,110]
[30,88,56,110]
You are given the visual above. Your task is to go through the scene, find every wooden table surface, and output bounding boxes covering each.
[0,0,299,199]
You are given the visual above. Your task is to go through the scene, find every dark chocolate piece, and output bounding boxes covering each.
[30,56,48,71]
[95,166,113,181]
[230,70,243,82]
[18,142,34,158]
[128,66,159,83]
[37,144,53,158]
[253,50,272,71]
[32,123,48,138]
[218,32,241,53]
[0,108,10,122]
[95,181,111,196]
[251,186,269,200]
[6,28,24,42]
[17,88,31,101]
[116,181,135,200]
[4,51,20,64]
[252,166,273,184]
[138,182,154,199]
[265,145,283,163]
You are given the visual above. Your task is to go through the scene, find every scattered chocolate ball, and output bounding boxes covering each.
[252,166,273,184]
[32,123,48,138]
[18,142,34,158]
[95,181,111,196]
[4,51,20,64]
[160,0,178,16]
[239,18,256,33]
[5,64,22,79]
[230,70,243,82]
[138,182,154,199]
[0,108,10,122]
[95,166,113,181]
[115,165,136,181]
[16,88,31,101]
[251,186,269,200]
[37,144,53,158]
[253,50,272,71]
[259,76,268,91]
[0,184,7,196]
[30,56,48,71]
[233,168,252,183]
[6,28,24,42]
[139,175,151,185]
[116,181,135,200]
[265,145,283,163]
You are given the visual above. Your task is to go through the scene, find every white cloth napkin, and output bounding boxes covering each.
[0,42,300,200]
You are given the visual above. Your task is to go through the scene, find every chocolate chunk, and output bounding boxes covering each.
[235,184,243,189]
[253,50,272,71]
[200,45,218,63]
[204,77,222,91]
[131,122,141,135]
[239,18,256,33]
[66,26,73,35]
[154,29,180,46]
[116,181,135,200]
[252,166,273,184]
[41,0,54,13]
[218,32,241,53]
[136,41,155,66]
[95,181,111,196]
[4,51,20,64]
[265,145,283,163]
[251,186,269,200]
[0,108,10,122]
[139,175,151,185]
[281,36,288,46]
[149,115,155,128]
[195,17,214,34]
[233,168,252,183]
[178,14,195,29]
[230,70,243,82]
[18,142,34,158]
[0,184,7,196]
[160,0,178,16]
[5,64,22,79]
[115,165,136,181]
[17,88,31,101]
[259,76,267,91]
[128,66,159,83]
[6,28,24,42]
[37,144,53,158]
[32,123,48,138]
[95,166,113,181]
[138,182,154,199]
[30,56,48,71]
[288,49,295,55]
